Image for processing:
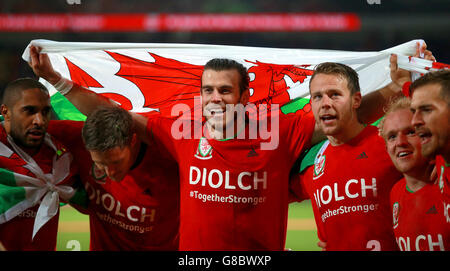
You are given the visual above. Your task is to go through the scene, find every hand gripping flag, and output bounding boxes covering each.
[0,131,87,239]
[21,39,448,121]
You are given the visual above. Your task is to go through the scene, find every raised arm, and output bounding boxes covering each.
[357,42,435,124]
[357,54,408,124]
[28,45,152,145]
[28,45,115,116]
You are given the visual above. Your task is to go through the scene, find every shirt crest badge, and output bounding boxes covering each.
[195,137,213,160]
[392,202,400,229]
[312,140,329,180]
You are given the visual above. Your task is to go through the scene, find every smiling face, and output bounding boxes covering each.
[411,83,450,159]
[310,73,362,139]
[382,108,429,174]
[1,88,51,153]
[201,68,249,137]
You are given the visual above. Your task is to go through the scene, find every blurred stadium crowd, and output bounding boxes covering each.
[1,0,447,13]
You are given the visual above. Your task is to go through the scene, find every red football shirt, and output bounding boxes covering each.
[294,126,402,251]
[0,124,77,250]
[436,155,450,225]
[390,178,449,251]
[147,109,316,250]
[48,120,180,250]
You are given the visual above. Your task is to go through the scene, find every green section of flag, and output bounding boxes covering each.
[51,92,86,121]
[0,168,26,214]
[0,168,17,187]
[281,97,310,114]
[0,185,25,214]
[51,91,311,120]
[371,117,383,127]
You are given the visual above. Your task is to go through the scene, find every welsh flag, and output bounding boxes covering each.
[0,168,87,224]
[0,134,88,239]
[21,39,448,121]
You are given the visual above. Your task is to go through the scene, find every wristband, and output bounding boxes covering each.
[402,81,412,97]
[53,76,73,96]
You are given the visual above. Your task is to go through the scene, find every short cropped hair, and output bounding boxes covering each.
[1,78,49,107]
[377,97,411,139]
[310,62,361,95]
[410,70,450,105]
[203,58,250,94]
[82,106,134,152]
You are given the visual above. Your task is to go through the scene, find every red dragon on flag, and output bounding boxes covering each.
[64,51,314,118]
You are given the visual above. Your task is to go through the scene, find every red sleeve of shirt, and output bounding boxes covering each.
[289,172,310,202]
[47,120,84,151]
[145,115,181,162]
